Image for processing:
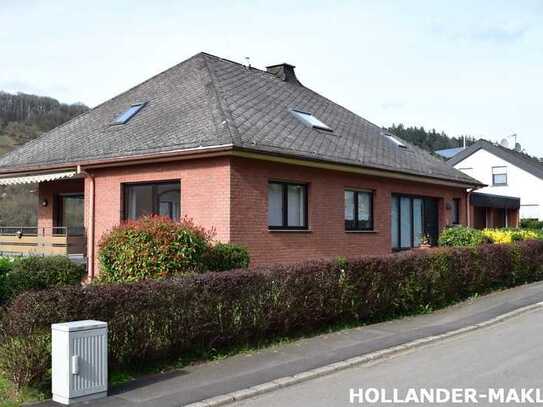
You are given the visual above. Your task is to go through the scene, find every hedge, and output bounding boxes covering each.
[2,240,543,388]
[0,256,85,305]
[203,243,250,272]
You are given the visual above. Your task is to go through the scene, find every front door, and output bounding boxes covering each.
[473,207,487,230]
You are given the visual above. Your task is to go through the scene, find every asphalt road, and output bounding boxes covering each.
[234,308,543,407]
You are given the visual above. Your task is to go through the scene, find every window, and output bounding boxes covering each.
[124,181,180,220]
[391,195,439,249]
[113,102,146,125]
[344,190,373,231]
[451,198,460,225]
[290,109,332,132]
[268,181,308,229]
[492,166,507,186]
[386,134,407,148]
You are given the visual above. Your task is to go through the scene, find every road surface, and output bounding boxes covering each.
[234,308,543,406]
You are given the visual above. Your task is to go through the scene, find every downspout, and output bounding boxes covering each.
[466,189,473,227]
[78,166,95,281]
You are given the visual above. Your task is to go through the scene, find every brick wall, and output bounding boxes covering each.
[38,155,470,274]
[86,156,231,274]
[230,157,468,265]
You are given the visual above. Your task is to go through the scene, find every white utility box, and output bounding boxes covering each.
[52,320,108,405]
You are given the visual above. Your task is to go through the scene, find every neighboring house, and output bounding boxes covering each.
[448,139,541,224]
[0,52,481,277]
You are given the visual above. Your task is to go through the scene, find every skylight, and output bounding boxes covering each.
[112,102,146,125]
[291,109,333,132]
[386,134,407,149]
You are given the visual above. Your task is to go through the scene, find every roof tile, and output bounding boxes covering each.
[0,52,478,185]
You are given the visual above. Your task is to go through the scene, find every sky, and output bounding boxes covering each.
[1,1,542,155]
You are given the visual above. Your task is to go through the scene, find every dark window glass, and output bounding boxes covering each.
[391,194,439,249]
[268,182,308,229]
[124,181,180,221]
[56,194,84,236]
[113,102,146,125]
[451,199,460,224]
[344,190,373,231]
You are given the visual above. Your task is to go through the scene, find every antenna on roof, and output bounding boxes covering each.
[500,138,510,149]
[245,56,251,69]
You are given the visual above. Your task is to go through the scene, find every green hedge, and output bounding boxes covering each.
[520,219,543,230]
[0,256,84,305]
[2,240,543,389]
[203,243,250,272]
[438,226,487,247]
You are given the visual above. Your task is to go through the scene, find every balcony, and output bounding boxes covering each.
[0,227,86,257]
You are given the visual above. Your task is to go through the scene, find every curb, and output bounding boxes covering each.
[185,301,543,407]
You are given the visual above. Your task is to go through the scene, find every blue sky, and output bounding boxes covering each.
[1,1,542,155]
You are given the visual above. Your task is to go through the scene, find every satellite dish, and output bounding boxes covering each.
[500,138,510,148]
[515,142,522,152]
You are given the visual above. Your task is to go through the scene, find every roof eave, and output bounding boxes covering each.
[0,143,483,189]
[232,147,483,189]
[0,144,235,176]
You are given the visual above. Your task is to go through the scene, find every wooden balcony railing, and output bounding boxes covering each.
[0,227,86,257]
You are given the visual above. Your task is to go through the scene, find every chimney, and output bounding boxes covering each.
[266,63,301,85]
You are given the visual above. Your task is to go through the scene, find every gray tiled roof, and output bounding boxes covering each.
[449,139,543,180]
[0,52,479,185]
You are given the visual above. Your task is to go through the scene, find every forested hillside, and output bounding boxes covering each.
[387,124,476,153]
[0,91,88,154]
[0,92,89,226]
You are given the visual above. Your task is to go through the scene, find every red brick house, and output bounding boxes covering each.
[0,52,482,278]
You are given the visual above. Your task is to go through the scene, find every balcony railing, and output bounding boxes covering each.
[0,226,86,257]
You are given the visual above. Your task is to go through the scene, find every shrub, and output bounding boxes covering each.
[520,219,543,230]
[0,332,50,390]
[0,256,15,275]
[482,228,540,244]
[438,226,486,247]
[0,256,84,305]
[2,240,543,386]
[98,216,213,283]
[202,243,250,272]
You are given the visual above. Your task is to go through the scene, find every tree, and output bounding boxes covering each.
[0,91,89,226]
[386,124,476,153]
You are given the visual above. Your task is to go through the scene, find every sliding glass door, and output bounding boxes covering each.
[391,195,438,249]
[55,194,84,236]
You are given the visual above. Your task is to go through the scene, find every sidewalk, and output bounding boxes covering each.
[40,281,543,407]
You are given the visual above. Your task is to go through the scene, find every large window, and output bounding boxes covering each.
[268,181,308,230]
[345,190,373,231]
[124,181,180,221]
[492,166,507,186]
[391,195,438,249]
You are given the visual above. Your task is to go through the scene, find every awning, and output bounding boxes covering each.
[470,192,520,210]
[0,170,77,186]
